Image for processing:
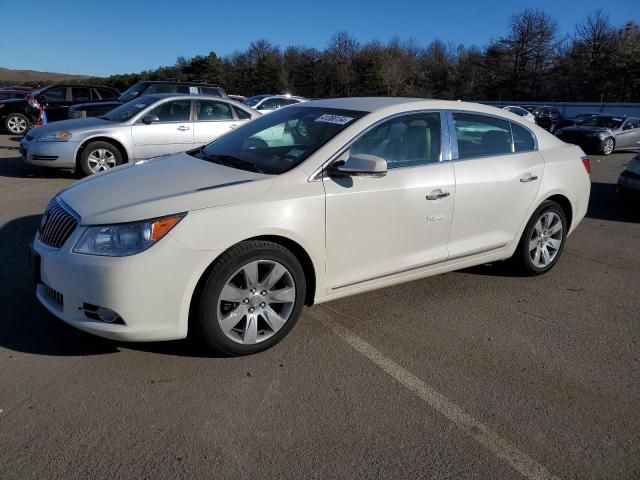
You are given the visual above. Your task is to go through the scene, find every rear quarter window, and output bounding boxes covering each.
[511,122,536,152]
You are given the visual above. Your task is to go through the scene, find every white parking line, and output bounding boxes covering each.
[310,306,561,480]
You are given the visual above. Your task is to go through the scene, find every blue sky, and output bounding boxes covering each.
[0,0,637,77]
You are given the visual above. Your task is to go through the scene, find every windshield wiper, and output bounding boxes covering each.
[203,154,265,174]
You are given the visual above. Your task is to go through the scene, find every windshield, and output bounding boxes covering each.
[193,106,367,174]
[102,96,159,122]
[118,83,148,102]
[580,116,624,129]
[242,95,267,107]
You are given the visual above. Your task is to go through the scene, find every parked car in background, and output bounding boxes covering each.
[242,94,307,114]
[555,115,640,155]
[617,154,640,198]
[0,86,36,92]
[520,105,537,113]
[552,112,602,131]
[228,94,246,102]
[68,81,228,119]
[502,106,536,123]
[0,96,42,134]
[30,98,590,355]
[20,94,258,176]
[532,106,562,132]
[28,84,120,122]
[0,89,31,101]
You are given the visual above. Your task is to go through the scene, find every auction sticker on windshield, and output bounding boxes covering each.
[315,114,354,125]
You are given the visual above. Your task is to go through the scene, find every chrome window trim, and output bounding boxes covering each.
[309,109,447,182]
[446,109,538,161]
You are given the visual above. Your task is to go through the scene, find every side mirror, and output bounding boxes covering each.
[142,114,160,125]
[332,153,387,178]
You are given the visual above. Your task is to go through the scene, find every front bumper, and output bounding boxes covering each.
[20,137,79,168]
[33,227,220,342]
[555,134,606,153]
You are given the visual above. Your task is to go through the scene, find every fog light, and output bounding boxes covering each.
[81,303,124,324]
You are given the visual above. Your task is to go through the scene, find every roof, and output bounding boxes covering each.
[299,97,433,112]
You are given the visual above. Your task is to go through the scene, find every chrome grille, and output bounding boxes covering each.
[39,198,79,248]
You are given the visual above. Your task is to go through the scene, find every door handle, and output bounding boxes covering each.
[520,173,538,183]
[426,190,450,201]
[177,126,191,131]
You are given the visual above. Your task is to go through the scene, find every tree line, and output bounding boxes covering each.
[10,9,640,102]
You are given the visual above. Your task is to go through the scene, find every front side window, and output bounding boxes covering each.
[453,113,512,159]
[349,112,441,168]
[258,98,281,110]
[40,87,66,102]
[145,84,175,94]
[623,118,640,130]
[511,122,536,152]
[147,99,191,122]
[196,100,233,121]
[194,106,367,174]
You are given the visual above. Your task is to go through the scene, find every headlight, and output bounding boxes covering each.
[36,131,72,142]
[73,213,185,257]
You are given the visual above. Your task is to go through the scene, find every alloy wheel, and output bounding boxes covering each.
[87,148,116,173]
[217,260,296,345]
[529,211,563,268]
[7,115,27,134]
[603,138,614,155]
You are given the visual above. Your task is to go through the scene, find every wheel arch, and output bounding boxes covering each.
[75,136,129,166]
[542,193,573,231]
[187,234,318,335]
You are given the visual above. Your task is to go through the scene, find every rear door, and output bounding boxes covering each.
[193,99,239,147]
[40,86,68,121]
[131,99,194,159]
[447,113,544,257]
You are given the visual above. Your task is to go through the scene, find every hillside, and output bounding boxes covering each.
[0,67,95,84]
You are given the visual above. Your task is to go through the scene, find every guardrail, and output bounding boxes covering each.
[479,101,640,118]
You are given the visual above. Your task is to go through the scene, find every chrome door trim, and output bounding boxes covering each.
[331,242,509,290]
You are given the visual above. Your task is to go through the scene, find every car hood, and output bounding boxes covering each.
[59,152,274,225]
[557,125,612,135]
[28,117,119,136]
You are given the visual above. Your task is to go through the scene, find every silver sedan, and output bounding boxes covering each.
[20,94,259,176]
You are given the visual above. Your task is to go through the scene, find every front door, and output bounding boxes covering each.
[131,99,194,159]
[617,118,640,149]
[323,111,455,291]
[447,113,544,257]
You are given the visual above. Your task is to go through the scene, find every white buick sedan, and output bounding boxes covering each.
[32,98,591,355]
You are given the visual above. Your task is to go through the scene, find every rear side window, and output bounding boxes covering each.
[453,113,512,159]
[95,88,117,100]
[202,87,223,97]
[72,87,92,102]
[195,100,233,121]
[511,122,536,152]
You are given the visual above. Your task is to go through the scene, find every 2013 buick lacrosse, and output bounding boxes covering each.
[31,98,591,355]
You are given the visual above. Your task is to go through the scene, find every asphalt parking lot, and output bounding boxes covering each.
[0,133,638,479]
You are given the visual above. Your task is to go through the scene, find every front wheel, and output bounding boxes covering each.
[194,240,306,355]
[5,113,30,135]
[601,137,615,156]
[78,141,122,176]
[512,201,567,276]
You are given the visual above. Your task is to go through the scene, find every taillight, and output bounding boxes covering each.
[581,155,591,174]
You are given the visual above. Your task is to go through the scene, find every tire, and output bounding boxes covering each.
[78,141,123,176]
[4,113,30,135]
[601,137,615,156]
[512,200,567,276]
[194,240,306,355]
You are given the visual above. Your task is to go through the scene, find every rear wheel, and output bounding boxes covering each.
[602,137,615,156]
[5,113,29,135]
[78,141,122,176]
[512,201,567,276]
[194,240,306,355]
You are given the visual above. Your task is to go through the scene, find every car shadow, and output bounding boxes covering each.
[587,182,639,224]
[0,154,77,179]
[0,215,226,358]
